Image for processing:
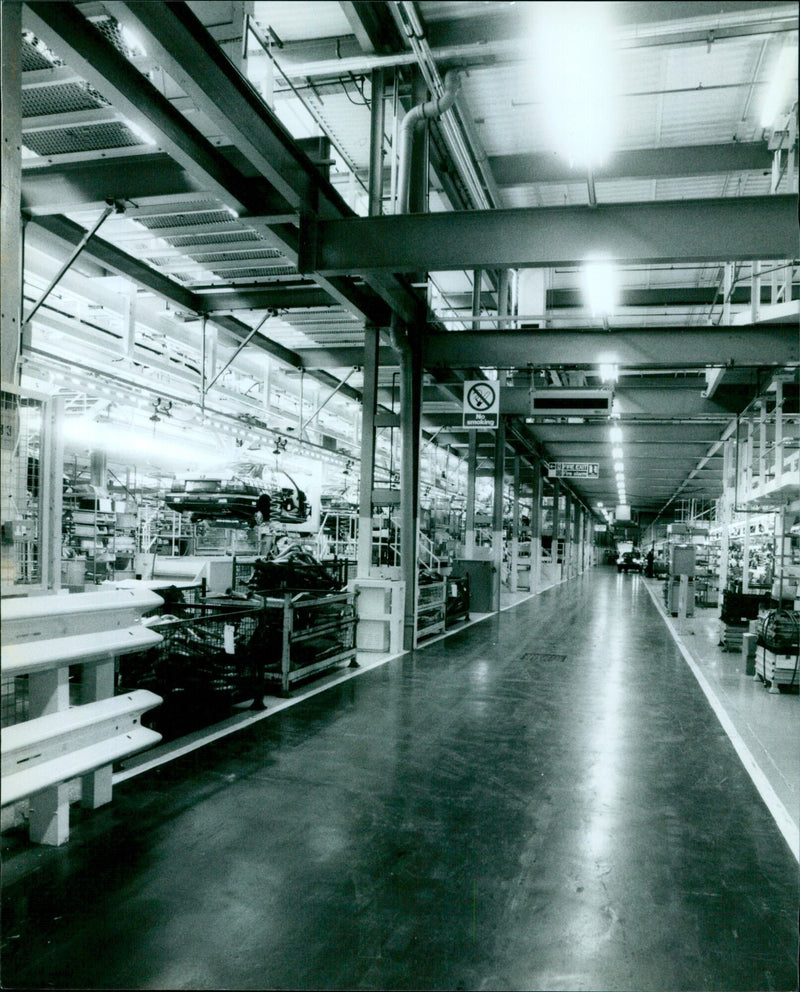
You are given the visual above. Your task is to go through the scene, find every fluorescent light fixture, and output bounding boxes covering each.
[760,44,799,128]
[599,363,618,384]
[532,2,618,168]
[583,259,618,317]
[62,417,219,469]
[612,446,623,459]
[609,426,623,444]
[120,24,147,57]
[127,120,156,146]
[613,460,624,472]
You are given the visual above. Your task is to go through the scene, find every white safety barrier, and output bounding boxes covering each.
[1,588,165,845]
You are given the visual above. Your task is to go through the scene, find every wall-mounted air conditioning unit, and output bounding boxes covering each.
[528,389,613,418]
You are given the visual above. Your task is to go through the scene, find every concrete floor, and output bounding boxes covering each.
[2,566,798,991]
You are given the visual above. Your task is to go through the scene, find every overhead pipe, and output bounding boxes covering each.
[396,69,460,214]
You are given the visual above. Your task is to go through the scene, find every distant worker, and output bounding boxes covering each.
[645,548,655,578]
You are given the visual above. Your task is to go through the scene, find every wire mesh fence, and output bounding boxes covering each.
[1,389,45,589]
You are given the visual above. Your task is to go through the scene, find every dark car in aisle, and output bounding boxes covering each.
[617,550,644,573]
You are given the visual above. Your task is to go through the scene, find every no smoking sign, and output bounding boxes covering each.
[463,380,499,429]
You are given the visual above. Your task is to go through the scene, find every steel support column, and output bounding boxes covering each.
[40,395,64,592]
[530,462,542,593]
[492,420,505,612]
[358,325,380,578]
[465,430,477,557]
[400,332,422,650]
[509,455,520,592]
[1,0,23,383]
[563,492,572,580]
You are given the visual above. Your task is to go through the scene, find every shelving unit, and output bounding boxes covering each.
[62,495,134,585]
[415,579,446,645]
[261,590,357,696]
[137,505,194,557]
[318,508,358,564]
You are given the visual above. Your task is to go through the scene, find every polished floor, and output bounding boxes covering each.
[2,567,798,991]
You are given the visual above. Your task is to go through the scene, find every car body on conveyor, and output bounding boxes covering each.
[166,467,310,526]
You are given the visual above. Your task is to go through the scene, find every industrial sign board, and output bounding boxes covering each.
[463,380,499,429]
[550,462,600,479]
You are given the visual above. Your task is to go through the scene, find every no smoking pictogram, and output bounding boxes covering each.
[463,380,499,428]
[466,382,496,411]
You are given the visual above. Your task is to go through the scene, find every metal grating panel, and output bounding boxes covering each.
[166,231,265,248]
[23,122,142,156]
[184,249,285,263]
[22,81,107,118]
[90,15,143,59]
[139,210,238,229]
[21,34,61,71]
[187,265,297,280]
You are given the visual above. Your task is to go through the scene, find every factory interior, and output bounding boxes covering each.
[1,2,798,989]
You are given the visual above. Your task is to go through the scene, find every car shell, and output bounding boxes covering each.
[165,469,310,525]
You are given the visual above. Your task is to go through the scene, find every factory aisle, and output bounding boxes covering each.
[2,568,797,992]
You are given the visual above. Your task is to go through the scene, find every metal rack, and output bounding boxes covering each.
[415,579,446,645]
[260,590,358,696]
[118,600,268,739]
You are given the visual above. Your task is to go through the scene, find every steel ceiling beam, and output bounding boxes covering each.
[102,0,326,216]
[24,214,335,375]
[421,326,798,369]
[548,285,798,309]
[102,0,421,328]
[270,4,797,78]
[22,2,294,230]
[489,142,773,186]
[443,285,799,311]
[310,196,798,274]
[20,153,293,218]
[28,213,199,311]
[195,285,337,313]
[340,0,407,55]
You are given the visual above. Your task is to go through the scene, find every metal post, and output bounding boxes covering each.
[530,462,542,593]
[751,260,761,324]
[510,455,520,592]
[40,395,64,592]
[472,269,482,330]
[400,333,422,649]
[465,429,477,557]
[200,315,207,413]
[357,325,379,577]
[1,0,23,384]
[722,262,732,325]
[563,492,572,580]
[551,479,561,581]
[492,419,505,612]
[368,67,385,218]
